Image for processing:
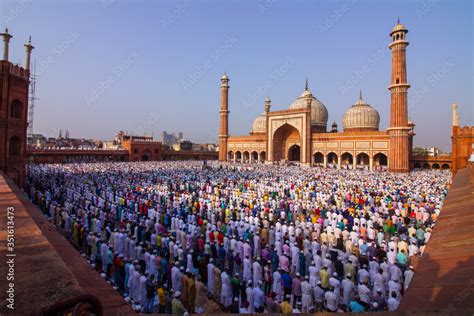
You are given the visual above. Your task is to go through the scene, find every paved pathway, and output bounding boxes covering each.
[399,167,474,314]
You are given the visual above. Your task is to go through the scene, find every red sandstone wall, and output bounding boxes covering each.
[0,60,30,187]
[452,126,474,173]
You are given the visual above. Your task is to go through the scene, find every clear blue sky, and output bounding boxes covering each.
[1,0,472,151]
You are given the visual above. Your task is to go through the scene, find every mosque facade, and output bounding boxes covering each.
[219,22,415,172]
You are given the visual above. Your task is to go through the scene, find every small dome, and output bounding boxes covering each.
[390,21,408,35]
[251,112,266,133]
[288,85,328,130]
[342,92,380,132]
[221,72,229,80]
[408,118,415,126]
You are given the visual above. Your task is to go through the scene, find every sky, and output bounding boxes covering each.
[1,0,472,152]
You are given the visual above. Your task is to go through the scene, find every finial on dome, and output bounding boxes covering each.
[359,89,363,101]
[28,35,31,44]
[397,17,400,24]
[305,78,309,91]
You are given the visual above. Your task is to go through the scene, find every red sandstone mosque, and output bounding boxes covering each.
[218,22,473,173]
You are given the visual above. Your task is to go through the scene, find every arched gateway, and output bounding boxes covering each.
[272,123,301,162]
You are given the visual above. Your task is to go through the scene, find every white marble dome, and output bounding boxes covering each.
[251,112,266,133]
[342,93,380,131]
[288,87,328,130]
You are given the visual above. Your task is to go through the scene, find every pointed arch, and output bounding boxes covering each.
[313,152,324,166]
[272,123,301,162]
[251,151,258,163]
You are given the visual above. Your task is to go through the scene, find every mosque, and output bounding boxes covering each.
[218,21,415,173]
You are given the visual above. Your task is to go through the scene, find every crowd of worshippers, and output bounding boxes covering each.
[26,161,451,314]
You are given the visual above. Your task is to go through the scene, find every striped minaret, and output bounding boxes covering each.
[388,20,411,173]
[218,73,229,161]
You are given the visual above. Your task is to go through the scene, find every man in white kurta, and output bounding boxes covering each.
[252,260,262,286]
[300,276,312,313]
[220,270,232,307]
[341,274,354,310]
[272,269,283,302]
[207,260,215,295]
[243,256,252,281]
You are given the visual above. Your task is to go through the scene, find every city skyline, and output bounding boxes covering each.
[1,0,472,151]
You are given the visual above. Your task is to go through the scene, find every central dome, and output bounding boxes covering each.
[288,84,328,131]
[342,92,380,132]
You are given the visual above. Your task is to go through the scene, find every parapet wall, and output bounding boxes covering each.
[0,173,83,315]
[0,60,29,79]
[0,172,133,315]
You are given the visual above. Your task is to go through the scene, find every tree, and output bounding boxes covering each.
[412,147,429,156]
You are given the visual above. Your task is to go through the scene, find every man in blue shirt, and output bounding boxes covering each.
[349,294,366,312]
[281,270,293,297]
[252,281,265,313]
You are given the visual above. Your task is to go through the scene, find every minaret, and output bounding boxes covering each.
[387,20,411,173]
[304,89,312,165]
[264,96,271,114]
[264,96,271,162]
[451,103,460,173]
[24,35,34,71]
[0,28,13,61]
[218,73,229,161]
[451,103,459,128]
[264,97,271,135]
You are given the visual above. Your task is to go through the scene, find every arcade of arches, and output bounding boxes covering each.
[312,151,388,170]
[413,162,451,170]
[228,150,266,163]
[228,149,389,170]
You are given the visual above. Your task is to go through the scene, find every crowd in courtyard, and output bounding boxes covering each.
[26,161,452,314]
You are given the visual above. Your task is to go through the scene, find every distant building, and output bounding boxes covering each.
[192,143,218,152]
[427,147,440,157]
[102,141,119,150]
[28,134,47,148]
[413,146,440,157]
[171,140,192,151]
[161,131,183,146]
[120,134,162,161]
[27,132,99,150]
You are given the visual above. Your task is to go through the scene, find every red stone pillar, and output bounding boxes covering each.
[218,73,229,161]
[388,22,411,173]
